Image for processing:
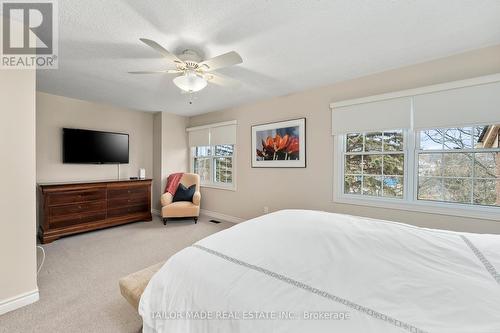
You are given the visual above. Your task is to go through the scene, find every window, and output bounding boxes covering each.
[337,124,500,213]
[332,78,500,220]
[187,121,237,190]
[214,145,234,185]
[192,144,235,189]
[344,130,405,199]
[417,125,499,207]
[193,146,212,183]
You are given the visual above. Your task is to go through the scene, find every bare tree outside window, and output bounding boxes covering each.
[417,125,500,206]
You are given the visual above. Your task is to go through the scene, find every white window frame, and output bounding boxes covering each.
[341,130,408,200]
[190,145,237,191]
[334,127,500,221]
[413,126,500,208]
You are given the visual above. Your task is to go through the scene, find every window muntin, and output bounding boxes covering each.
[193,157,211,183]
[344,130,405,199]
[419,125,496,151]
[192,144,235,188]
[193,145,211,182]
[214,145,234,185]
[195,146,211,157]
[214,144,234,156]
[417,125,499,207]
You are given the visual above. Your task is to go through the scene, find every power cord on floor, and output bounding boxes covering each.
[37,245,45,274]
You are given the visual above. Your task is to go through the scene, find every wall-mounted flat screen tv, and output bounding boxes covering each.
[63,128,129,164]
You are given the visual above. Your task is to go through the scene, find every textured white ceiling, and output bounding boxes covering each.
[37,0,500,116]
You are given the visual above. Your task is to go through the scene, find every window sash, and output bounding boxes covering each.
[191,145,235,188]
[415,126,499,207]
[193,157,212,183]
[416,125,499,151]
[415,152,499,208]
[213,156,233,184]
[346,130,405,154]
[341,130,408,200]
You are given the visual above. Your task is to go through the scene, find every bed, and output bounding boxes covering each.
[139,209,500,333]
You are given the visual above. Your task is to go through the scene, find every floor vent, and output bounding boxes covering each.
[209,219,222,224]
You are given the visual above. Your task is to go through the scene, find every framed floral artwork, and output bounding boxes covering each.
[251,118,306,168]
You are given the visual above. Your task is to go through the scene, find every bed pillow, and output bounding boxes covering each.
[172,184,196,202]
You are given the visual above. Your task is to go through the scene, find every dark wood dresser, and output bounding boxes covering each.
[39,179,152,243]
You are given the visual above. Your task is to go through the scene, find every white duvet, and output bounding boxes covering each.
[139,210,500,333]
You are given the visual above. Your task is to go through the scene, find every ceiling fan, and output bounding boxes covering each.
[129,38,243,93]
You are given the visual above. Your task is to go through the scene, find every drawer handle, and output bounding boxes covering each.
[78,205,82,209]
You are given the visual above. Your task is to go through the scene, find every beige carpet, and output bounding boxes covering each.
[0,215,233,333]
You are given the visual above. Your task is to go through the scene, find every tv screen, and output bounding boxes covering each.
[63,128,129,164]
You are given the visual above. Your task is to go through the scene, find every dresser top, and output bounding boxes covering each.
[38,178,153,187]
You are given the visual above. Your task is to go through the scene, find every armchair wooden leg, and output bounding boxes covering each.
[163,218,167,225]
[194,217,198,224]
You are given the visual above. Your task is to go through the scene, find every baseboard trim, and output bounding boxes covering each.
[0,289,39,316]
[200,209,245,224]
[151,209,161,217]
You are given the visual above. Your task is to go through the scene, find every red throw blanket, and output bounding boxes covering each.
[164,172,184,195]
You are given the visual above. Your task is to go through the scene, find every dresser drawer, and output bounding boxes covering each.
[49,211,107,229]
[108,186,148,199]
[49,201,107,217]
[107,196,148,209]
[47,189,106,206]
[108,203,149,218]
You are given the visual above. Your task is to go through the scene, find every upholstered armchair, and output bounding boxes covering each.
[161,173,201,225]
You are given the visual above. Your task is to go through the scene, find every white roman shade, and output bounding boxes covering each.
[188,128,210,147]
[413,81,500,129]
[210,124,236,146]
[331,97,412,135]
[187,120,237,147]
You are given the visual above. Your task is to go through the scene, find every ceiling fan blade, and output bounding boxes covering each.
[199,51,242,72]
[139,38,184,65]
[128,69,182,74]
[205,72,240,87]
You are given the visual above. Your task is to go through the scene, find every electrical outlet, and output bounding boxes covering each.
[263,206,269,214]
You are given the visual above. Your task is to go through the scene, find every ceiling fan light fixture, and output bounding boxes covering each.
[131,39,243,91]
[173,70,207,93]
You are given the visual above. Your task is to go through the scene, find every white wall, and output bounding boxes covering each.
[36,92,154,183]
[153,112,163,211]
[189,45,500,233]
[152,112,189,211]
[0,69,38,314]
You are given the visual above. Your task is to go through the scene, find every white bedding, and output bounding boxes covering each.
[139,209,500,333]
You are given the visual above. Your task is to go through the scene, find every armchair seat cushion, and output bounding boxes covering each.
[162,201,200,218]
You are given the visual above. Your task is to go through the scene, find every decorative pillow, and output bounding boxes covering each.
[172,184,196,202]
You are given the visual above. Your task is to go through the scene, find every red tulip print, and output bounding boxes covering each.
[256,131,300,161]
